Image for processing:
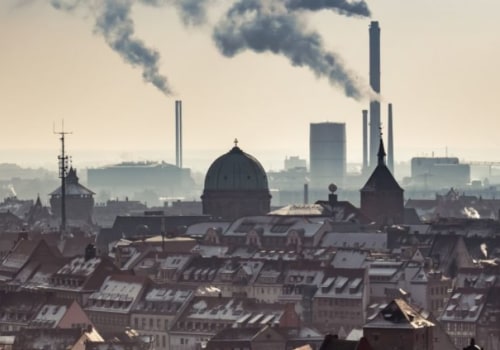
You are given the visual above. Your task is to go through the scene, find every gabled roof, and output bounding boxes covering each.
[318,334,374,350]
[0,239,61,279]
[364,299,434,329]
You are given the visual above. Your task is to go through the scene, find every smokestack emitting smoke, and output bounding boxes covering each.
[387,103,394,174]
[369,21,381,168]
[42,0,372,99]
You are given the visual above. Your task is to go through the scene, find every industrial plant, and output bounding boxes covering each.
[0,11,498,350]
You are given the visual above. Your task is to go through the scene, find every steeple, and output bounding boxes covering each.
[360,127,404,226]
[377,129,386,166]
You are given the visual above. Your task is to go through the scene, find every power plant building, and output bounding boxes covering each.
[410,157,470,188]
[309,122,346,190]
[87,162,195,202]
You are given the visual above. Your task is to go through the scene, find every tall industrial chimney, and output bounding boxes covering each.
[369,21,381,169]
[175,100,183,168]
[387,103,394,174]
[362,109,368,173]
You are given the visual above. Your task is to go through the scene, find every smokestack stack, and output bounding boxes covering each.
[362,109,368,172]
[369,21,381,169]
[175,100,183,168]
[387,103,394,174]
[303,183,309,205]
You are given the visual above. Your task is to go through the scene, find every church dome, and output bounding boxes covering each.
[204,143,269,191]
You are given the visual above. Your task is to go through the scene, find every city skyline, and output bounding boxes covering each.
[1,0,499,173]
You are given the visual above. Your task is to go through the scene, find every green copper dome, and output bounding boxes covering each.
[204,145,269,191]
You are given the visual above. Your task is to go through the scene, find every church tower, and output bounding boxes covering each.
[360,133,404,226]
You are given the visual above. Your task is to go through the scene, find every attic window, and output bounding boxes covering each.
[235,222,255,233]
[271,223,292,233]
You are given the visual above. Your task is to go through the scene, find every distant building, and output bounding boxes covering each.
[50,167,95,223]
[360,137,404,225]
[130,286,194,350]
[267,167,309,206]
[201,142,271,220]
[406,187,500,221]
[410,157,470,188]
[363,299,435,350]
[284,156,307,171]
[205,324,324,350]
[309,123,346,189]
[439,289,486,349]
[87,161,195,204]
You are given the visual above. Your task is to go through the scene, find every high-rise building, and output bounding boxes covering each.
[309,122,346,190]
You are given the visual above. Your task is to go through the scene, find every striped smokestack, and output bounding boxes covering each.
[175,100,183,168]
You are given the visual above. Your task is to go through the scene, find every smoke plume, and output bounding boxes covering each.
[213,0,369,99]
[41,0,371,99]
[284,0,370,17]
[51,0,172,95]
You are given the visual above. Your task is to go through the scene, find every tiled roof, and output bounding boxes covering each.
[364,299,434,329]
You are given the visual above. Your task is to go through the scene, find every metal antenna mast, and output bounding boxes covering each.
[54,121,72,236]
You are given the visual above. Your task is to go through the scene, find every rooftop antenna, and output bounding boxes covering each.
[53,120,72,237]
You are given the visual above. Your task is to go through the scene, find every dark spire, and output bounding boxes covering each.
[377,128,386,166]
[66,167,79,185]
[35,194,42,207]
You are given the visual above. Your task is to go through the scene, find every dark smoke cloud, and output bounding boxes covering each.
[141,0,211,26]
[50,0,82,11]
[285,0,370,17]
[213,0,367,99]
[33,0,371,99]
[50,0,172,95]
[172,0,211,27]
[94,0,171,94]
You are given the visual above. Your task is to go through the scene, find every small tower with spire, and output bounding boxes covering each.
[360,129,404,226]
[49,167,95,228]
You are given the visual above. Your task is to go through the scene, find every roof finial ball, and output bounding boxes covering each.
[234,138,239,147]
[328,183,338,206]
[328,183,338,194]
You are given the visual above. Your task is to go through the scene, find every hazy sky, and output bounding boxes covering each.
[1,0,499,172]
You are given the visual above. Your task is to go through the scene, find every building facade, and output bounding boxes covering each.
[309,122,346,189]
